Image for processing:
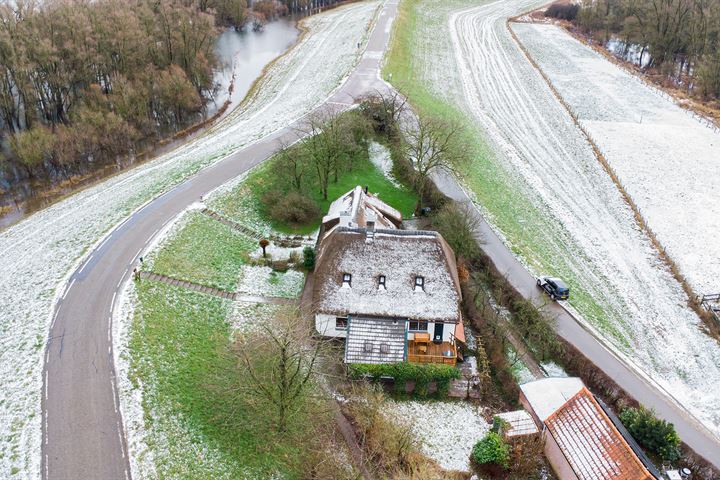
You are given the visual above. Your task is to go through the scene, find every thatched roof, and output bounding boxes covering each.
[313,227,462,323]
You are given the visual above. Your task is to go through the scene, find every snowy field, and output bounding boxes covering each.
[387,400,490,472]
[513,23,720,297]
[0,2,378,477]
[389,0,720,437]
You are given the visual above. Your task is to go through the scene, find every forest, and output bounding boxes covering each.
[554,0,720,101]
[0,0,342,199]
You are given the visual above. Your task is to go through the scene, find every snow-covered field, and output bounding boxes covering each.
[387,400,490,472]
[513,23,720,297]
[450,0,720,438]
[0,3,378,477]
[391,0,720,437]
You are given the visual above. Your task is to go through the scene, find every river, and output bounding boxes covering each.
[0,19,300,230]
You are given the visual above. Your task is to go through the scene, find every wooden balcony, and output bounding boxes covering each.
[407,339,457,365]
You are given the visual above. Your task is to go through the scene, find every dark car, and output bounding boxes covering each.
[537,276,569,301]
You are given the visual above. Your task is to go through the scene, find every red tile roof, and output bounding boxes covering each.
[545,388,653,480]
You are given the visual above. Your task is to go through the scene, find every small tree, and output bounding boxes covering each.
[432,202,482,259]
[259,238,269,257]
[620,406,681,462]
[403,115,469,213]
[471,432,510,469]
[234,308,324,433]
[303,246,316,270]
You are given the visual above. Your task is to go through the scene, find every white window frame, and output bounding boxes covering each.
[335,317,348,330]
[378,274,386,290]
[342,273,352,287]
[414,276,424,291]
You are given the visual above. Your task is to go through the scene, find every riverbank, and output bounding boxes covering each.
[0,20,301,232]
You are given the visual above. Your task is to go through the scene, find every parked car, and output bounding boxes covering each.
[537,276,570,301]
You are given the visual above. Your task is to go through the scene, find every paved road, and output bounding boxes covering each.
[41,0,720,477]
[41,2,399,478]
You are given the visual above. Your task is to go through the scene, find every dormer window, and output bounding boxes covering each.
[378,275,386,290]
[414,276,425,292]
[342,273,352,287]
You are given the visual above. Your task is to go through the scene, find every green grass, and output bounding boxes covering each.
[384,0,629,345]
[130,281,309,479]
[149,212,255,291]
[218,147,418,236]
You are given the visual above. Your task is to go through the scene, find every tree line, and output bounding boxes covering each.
[0,0,346,197]
[559,0,720,99]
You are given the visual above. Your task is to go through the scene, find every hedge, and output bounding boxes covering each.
[348,362,460,398]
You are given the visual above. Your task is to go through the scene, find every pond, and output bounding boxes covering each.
[210,20,300,115]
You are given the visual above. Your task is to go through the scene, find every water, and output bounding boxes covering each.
[210,20,300,115]
[0,20,299,231]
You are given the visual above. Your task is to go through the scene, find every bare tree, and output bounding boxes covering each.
[404,116,469,213]
[234,307,325,432]
[275,139,307,191]
[359,89,408,136]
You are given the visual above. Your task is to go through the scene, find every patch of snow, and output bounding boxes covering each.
[541,361,568,378]
[368,141,401,187]
[387,400,490,472]
[236,265,305,299]
[0,2,379,477]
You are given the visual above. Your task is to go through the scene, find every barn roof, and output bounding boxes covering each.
[523,378,653,480]
[313,227,462,323]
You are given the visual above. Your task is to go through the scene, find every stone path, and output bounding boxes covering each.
[201,208,263,240]
[139,271,296,305]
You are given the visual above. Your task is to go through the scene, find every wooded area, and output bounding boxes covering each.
[567,0,720,100]
[0,0,344,198]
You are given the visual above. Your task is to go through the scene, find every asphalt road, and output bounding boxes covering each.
[41,0,720,477]
[41,2,399,478]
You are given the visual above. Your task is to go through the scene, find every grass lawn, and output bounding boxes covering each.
[383,0,628,344]
[215,148,418,236]
[130,281,309,479]
[149,211,255,292]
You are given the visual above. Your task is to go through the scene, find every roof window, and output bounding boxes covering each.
[414,276,425,292]
[378,275,386,290]
[342,273,352,288]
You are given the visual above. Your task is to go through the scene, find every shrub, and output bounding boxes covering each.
[545,1,579,20]
[348,363,460,398]
[471,432,510,469]
[263,190,320,226]
[620,406,681,462]
[303,246,316,270]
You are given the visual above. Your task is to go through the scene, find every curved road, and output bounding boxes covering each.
[41,0,720,478]
[40,1,398,478]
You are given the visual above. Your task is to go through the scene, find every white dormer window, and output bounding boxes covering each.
[342,273,352,288]
[378,275,386,290]
[414,276,425,292]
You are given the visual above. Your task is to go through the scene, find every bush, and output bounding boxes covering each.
[303,246,316,271]
[348,362,460,398]
[545,1,579,20]
[471,432,510,469]
[620,407,681,462]
[263,190,320,226]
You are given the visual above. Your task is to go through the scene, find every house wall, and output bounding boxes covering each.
[315,314,348,338]
[520,392,579,480]
[544,431,580,480]
[407,322,456,342]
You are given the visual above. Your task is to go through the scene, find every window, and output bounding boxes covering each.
[363,340,374,353]
[342,273,352,287]
[409,321,428,332]
[378,275,386,289]
[380,343,390,354]
[414,276,425,291]
[335,317,348,330]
